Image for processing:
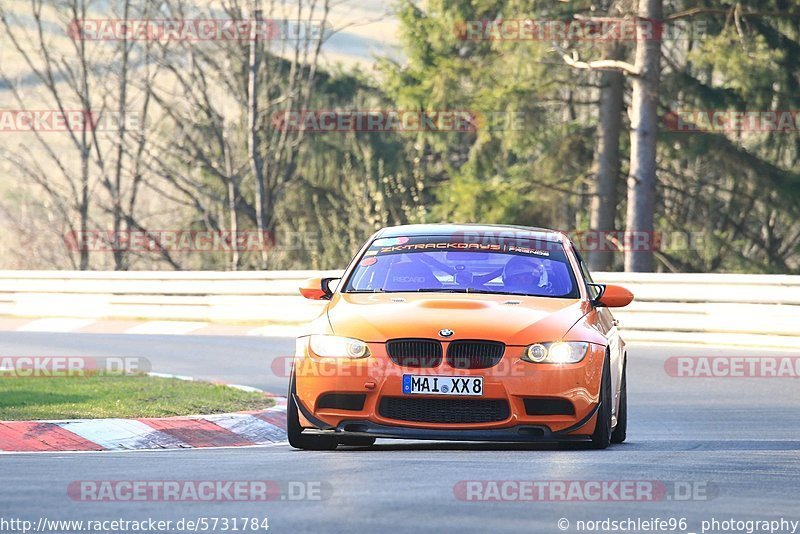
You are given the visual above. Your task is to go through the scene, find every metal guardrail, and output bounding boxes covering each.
[594,273,800,348]
[0,270,342,324]
[0,271,797,348]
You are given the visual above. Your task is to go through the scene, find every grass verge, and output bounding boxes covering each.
[0,375,274,420]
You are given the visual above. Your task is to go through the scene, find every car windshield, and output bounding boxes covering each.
[343,235,579,298]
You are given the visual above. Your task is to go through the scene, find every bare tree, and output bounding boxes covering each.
[143,0,332,270]
[0,0,97,269]
[247,0,268,268]
[0,0,161,270]
[91,0,161,270]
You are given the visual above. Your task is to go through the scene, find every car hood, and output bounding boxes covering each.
[326,292,590,345]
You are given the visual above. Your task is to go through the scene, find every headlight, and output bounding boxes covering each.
[309,335,370,359]
[522,342,589,364]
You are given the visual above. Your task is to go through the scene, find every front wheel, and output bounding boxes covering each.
[589,354,613,449]
[611,357,627,444]
[287,373,338,451]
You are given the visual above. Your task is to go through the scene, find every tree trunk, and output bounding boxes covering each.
[112,0,131,270]
[78,2,91,271]
[589,43,625,272]
[79,152,90,270]
[223,131,239,271]
[624,0,662,272]
[247,1,268,269]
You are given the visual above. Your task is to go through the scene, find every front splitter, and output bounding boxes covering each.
[304,420,592,442]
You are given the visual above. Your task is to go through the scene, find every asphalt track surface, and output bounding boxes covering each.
[1,332,799,534]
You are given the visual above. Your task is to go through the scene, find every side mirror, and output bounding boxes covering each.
[589,283,634,308]
[299,277,340,300]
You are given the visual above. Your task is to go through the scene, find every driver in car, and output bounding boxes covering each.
[502,256,550,294]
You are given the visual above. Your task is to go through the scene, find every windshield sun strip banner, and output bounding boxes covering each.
[367,236,562,258]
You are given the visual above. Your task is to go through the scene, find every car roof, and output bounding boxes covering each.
[374,223,567,243]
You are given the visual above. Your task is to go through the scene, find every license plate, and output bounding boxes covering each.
[402,375,483,396]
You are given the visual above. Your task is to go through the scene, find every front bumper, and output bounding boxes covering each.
[294,393,599,442]
[293,339,606,438]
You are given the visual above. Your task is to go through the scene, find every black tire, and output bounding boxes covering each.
[589,354,613,449]
[287,373,338,451]
[611,357,627,444]
[337,435,376,447]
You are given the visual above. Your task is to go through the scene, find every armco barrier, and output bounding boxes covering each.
[0,271,797,348]
[595,273,800,348]
[0,271,339,324]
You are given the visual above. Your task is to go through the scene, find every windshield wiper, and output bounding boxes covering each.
[414,288,506,294]
[419,288,548,296]
[415,288,468,292]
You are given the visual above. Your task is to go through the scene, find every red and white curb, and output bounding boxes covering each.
[0,376,288,453]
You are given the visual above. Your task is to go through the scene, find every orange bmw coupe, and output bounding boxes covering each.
[289,224,633,450]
